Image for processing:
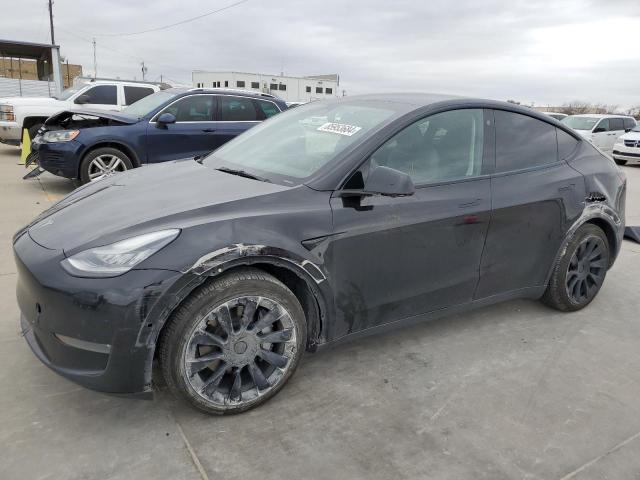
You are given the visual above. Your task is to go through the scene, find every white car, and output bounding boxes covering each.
[613,123,640,165]
[544,112,567,121]
[561,114,636,155]
[0,79,165,145]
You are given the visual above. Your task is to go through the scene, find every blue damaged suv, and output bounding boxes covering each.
[30,88,287,184]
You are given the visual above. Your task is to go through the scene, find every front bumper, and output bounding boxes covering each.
[613,145,640,164]
[0,120,21,144]
[31,137,84,178]
[14,230,188,396]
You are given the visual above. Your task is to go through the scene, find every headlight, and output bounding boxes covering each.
[42,129,80,143]
[61,229,180,277]
[0,104,14,121]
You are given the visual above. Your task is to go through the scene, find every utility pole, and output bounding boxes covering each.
[48,0,55,44]
[92,38,97,78]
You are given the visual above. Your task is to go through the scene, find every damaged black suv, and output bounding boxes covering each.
[14,94,626,414]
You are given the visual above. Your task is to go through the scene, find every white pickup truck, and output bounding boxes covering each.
[0,78,166,145]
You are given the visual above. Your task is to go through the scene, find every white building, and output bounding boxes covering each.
[192,71,339,103]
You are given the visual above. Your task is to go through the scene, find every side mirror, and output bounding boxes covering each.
[593,127,606,133]
[625,128,632,133]
[74,94,90,105]
[156,112,176,126]
[341,166,415,198]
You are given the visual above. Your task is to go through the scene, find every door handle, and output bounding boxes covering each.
[459,198,482,208]
[202,128,217,133]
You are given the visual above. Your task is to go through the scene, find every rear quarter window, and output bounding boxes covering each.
[557,129,579,160]
[494,110,558,172]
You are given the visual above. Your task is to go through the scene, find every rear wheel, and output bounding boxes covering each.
[80,147,132,184]
[542,224,610,311]
[159,269,306,415]
[614,159,627,166]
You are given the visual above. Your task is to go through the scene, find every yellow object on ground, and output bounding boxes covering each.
[19,128,31,165]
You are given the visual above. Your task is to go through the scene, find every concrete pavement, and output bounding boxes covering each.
[1,144,640,479]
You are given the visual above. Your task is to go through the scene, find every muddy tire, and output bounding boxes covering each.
[159,268,306,415]
[542,224,610,312]
[79,147,132,184]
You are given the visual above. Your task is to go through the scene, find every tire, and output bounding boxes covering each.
[159,268,307,415]
[27,122,43,140]
[614,159,627,166]
[79,147,133,184]
[542,224,610,312]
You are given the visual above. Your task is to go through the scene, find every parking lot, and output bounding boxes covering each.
[2,142,640,479]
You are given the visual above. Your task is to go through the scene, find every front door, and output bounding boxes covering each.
[326,108,492,338]
[145,94,223,164]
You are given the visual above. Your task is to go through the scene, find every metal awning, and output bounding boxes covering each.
[0,39,59,59]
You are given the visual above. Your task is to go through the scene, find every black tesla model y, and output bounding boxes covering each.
[14,94,626,414]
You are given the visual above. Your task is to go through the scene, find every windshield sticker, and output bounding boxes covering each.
[317,122,362,136]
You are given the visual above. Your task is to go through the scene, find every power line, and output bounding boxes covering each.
[89,0,249,37]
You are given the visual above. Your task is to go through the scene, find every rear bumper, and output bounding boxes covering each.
[14,230,186,396]
[31,138,83,178]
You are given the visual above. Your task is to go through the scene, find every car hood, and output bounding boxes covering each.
[619,131,640,141]
[46,108,140,125]
[0,96,65,107]
[27,160,291,253]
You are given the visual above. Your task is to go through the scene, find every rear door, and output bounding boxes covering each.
[211,95,265,145]
[476,110,583,299]
[145,94,219,163]
[326,108,492,336]
[607,118,626,152]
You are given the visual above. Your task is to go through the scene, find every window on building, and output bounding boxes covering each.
[255,100,281,119]
[306,86,311,93]
[251,81,259,89]
[124,86,155,105]
[370,109,485,185]
[495,110,558,172]
[224,80,229,87]
[269,83,278,91]
[315,87,322,94]
[219,96,258,121]
[279,84,286,91]
[325,88,333,95]
[159,95,216,122]
[81,85,117,105]
[236,80,245,88]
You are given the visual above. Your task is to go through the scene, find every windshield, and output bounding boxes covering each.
[562,116,600,131]
[56,84,85,101]
[203,100,398,185]
[122,90,178,118]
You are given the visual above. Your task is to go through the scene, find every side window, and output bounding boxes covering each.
[124,86,154,106]
[370,109,484,185]
[595,118,609,132]
[609,118,624,131]
[161,95,215,122]
[495,110,557,172]
[83,85,117,105]
[624,118,636,130]
[255,100,280,119]
[557,129,579,161]
[219,96,258,121]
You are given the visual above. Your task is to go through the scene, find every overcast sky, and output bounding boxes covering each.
[3,0,640,109]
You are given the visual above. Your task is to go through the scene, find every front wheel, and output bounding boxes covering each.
[159,269,307,415]
[542,224,610,311]
[79,147,132,184]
